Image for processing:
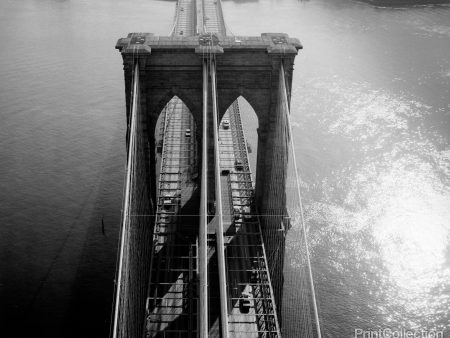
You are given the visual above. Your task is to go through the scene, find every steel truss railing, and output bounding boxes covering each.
[218,99,281,337]
[145,98,198,338]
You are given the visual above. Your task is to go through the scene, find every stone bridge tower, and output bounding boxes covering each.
[116,33,302,321]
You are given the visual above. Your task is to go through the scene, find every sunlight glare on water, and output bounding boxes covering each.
[293,64,450,333]
[370,160,450,329]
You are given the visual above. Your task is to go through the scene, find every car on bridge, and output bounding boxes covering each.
[185,128,191,137]
[233,206,242,221]
[223,120,230,129]
[242,206,253,220]
[239,291,252,313]
[234,159,244,170]
[156,140,163,153]
[250,269,258,284]
[163,197,174,208]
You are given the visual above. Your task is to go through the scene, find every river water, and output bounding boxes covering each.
[0,0,449,337]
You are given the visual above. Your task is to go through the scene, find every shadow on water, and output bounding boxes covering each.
[12,141,125,338]
[62,158,124,337]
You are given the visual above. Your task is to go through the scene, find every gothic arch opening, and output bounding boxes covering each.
[220,96,259,178]
[147,96,199,335]
[153,96,199,229]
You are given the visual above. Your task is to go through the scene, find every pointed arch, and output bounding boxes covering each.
[220,95,259,176]
[150,89,201,126]
[218,88,271,127]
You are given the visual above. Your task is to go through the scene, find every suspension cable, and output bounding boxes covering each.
[280,63,322,338]
[112,61,139,338]
[210,56,230,338]
[199,58,209,338]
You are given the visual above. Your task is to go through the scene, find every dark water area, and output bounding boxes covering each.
[0,0,449,337]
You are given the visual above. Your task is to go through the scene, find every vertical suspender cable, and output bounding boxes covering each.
[210,58,229,338]
[280,63,322,338]
[199,58,209,338]
[112,62,139,338]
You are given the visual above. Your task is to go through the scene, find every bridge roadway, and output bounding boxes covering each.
[218,104,280,337]
[143,0,281,337]
[146,100,198,336]
[172,0,226,36]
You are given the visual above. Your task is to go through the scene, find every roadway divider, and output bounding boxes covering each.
[210,59,230,338]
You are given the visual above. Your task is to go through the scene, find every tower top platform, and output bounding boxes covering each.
[116,32,302,56]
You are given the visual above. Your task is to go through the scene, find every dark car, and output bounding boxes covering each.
[235,159,244,170]
[239,292,252,313]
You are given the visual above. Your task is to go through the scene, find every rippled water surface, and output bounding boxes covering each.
[0,0,449,337]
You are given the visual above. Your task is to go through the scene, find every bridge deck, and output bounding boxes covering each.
[172,0,226,37]
[144,0,280,336]
[202,0,226,36]
[172,0,196,37]
[146,100,199,337]
[219,103,280,337]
